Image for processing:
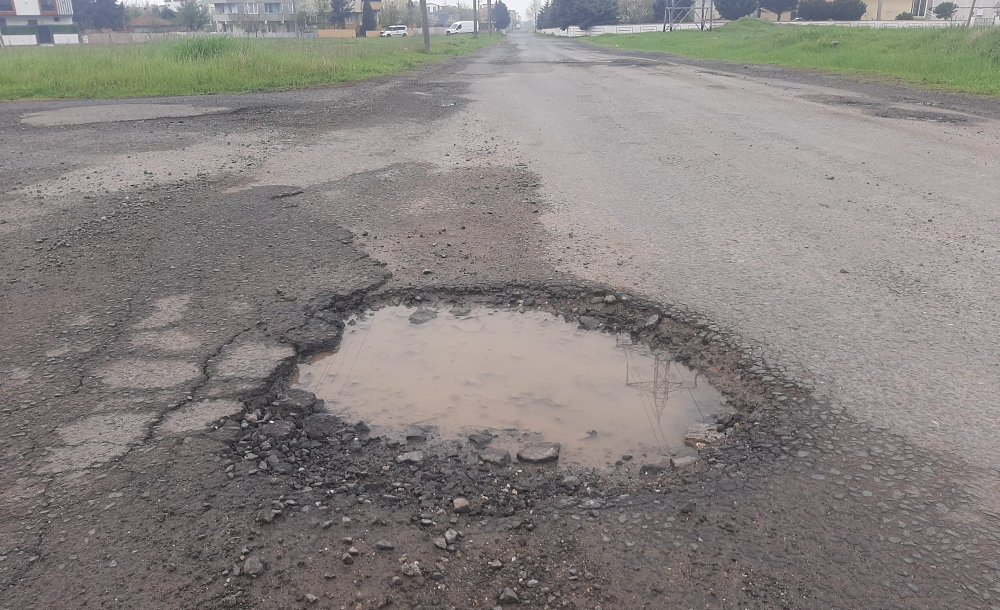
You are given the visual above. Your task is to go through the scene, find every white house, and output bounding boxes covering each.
[0,0,79,46]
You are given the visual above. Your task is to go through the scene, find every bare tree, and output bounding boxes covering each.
[455,0,475,18]
[380,0,406,25]
[527,0,542,20]
[618,0,653,22]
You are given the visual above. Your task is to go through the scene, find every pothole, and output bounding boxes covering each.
[294,306,726,468]
[19,104,231,127]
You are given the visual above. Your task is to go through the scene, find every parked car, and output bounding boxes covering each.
[446,20,475,34]
[381,25,408,37]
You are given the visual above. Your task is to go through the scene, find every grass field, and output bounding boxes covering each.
[0,35,498,100]
[586,20,1000,96]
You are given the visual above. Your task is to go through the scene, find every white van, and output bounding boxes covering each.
[446,21,475,35]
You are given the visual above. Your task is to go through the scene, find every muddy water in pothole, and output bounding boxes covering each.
[294,307,723,467]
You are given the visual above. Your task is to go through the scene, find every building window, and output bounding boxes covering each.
[0,0,13,14]
[215,3,237,13]
[244,2,258,13]
[345,14,353,23]
[39,0,57,12]
[263,2,281,13]
[911,0,927,16]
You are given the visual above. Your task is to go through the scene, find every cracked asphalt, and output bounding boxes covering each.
[1,32,999,609]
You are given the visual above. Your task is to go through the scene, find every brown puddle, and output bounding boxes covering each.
[294,307,724,468]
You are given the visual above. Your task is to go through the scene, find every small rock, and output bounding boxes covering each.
[305,594,319,604]
[256,508,281,524]
[603,294,617,304]
[517,442,561,464]
[479,447,511,465]
[434,537,448,550]
[684,423,724,448]
[453,497,471,513]
[643,314,660,327]
[401,562,422,578]
[639,461,669,475]
[259,420,296,442]
[341,553,354,565]
[405,425,428,442]
[499,587,520,604]
[409,308,437,324]
[670,456,698,468]
[396,451,424,464]
[578,316,601,331]
[243,556,264,577]
[302,414,340,440]
[468,431,494,449]
[375,540,395,551]
[444,528,459,544]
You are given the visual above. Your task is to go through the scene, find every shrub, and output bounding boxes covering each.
[713,0,759,19]
[170,36,239,61]
[932,1,957,18]
[1,24,36,34]
[895,10,914,18]
[797,0,866,20]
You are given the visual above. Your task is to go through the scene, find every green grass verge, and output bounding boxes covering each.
[584,20,1000,96]
[0,35,499,100]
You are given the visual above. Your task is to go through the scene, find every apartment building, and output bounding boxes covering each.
[210,0,297,33]
[0,0,79,46]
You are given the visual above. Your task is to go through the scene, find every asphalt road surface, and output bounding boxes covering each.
[2,32,999,609]
[483,34,1000,473]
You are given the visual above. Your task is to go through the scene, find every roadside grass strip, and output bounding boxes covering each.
[586,20,1000,96]
[0,35,498,100]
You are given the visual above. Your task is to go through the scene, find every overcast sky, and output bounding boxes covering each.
[498,0,531,20]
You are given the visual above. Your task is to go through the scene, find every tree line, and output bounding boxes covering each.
[536,0,871,28]
[72,0,209,31]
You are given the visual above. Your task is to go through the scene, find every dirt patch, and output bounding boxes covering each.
[97,358,201,389]
[130,329,202,352]
[208,339,296,380]
[160,399,243,434]
[801,94,975,123]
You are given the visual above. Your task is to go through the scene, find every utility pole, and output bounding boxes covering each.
[486,0,492,34]
[473,0,479,36]
[876,0,883,20]
[419,0,430,51]
[966,0,978,24]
